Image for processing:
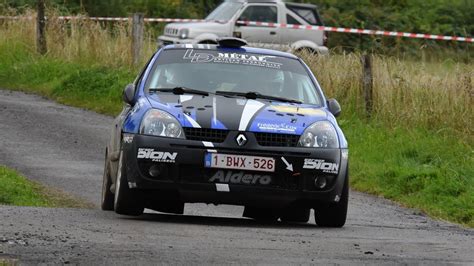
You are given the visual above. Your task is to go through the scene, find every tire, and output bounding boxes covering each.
[314,171,349,227]
[199,40,217,44]
[101,153,114,211]
[243,206,279,222]
[280,207,310,223]
[296,47,317,56]
[114,151,144,216]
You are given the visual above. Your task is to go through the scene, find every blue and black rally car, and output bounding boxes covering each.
[102,38,349,227]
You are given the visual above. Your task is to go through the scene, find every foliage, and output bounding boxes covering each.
[0,166,92,208]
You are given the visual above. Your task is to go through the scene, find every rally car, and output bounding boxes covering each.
[101,38,349,227]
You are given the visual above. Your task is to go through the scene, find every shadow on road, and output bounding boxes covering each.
[120,212,325,230]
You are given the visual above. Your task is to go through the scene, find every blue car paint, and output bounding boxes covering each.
[122,45,348,149]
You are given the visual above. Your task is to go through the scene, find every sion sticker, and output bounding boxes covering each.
[137,148,177,163]
[303,159,339,174]
[209,170,272,185]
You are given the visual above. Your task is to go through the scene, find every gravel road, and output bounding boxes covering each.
[0,90,473,264]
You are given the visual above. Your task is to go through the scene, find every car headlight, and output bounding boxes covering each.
[139,109,185,139]
[298,121,339,148]
[179,29,189,39]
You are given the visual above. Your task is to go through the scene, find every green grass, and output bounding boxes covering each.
[0,166,92,208]
[341,118,473,227]
[0,41,134,115]
[0,41,472,227]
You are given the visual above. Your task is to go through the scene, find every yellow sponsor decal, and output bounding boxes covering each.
[271,105,326,116]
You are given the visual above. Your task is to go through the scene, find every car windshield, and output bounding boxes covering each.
[206,2,243,21]
[145,49,322,106]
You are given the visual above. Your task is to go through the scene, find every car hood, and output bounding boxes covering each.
[147,93,328,135]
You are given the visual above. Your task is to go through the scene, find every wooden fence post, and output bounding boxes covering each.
[131,13,144,66]
[36,0,47,55]
[361,54,373,117]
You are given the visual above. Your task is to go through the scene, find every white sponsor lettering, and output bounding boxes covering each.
[183,49,282,69]
[209,170,272,185]
[303,159,339,174]
[137,148,177,163]
[257,122,297,132]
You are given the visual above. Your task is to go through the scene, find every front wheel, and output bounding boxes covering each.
[314,171,349,227]
[114,151,144,216]
[101,153,114,211]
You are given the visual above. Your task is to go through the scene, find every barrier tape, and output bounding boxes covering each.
[1,15,472,43]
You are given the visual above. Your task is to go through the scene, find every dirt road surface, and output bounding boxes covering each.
[0,90,472,264]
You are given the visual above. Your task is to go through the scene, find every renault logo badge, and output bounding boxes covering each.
[236,134,247,146]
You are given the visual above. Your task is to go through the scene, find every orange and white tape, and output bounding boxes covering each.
[1,15,472,43]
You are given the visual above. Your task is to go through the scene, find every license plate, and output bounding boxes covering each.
[204,153,275,172]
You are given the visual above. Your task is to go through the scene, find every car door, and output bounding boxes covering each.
[108,54,155,183]
[233,4,281,49]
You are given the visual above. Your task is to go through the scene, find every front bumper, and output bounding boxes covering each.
[158,35,195,47]
[122,133,348,208]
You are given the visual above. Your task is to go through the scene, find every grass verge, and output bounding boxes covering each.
[0,166,93,208]
[341,118,473,227]
[0,41,134,115]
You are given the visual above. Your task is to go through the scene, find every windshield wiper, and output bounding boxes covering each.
[150,87,209,96]
[215,91,302,104]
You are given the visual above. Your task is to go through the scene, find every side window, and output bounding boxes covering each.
[289,7,319,25]
[238,5,278,23]
[286,14,301,25]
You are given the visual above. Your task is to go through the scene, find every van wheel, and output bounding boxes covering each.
[199,40,217,44]
[314,171,349,227]
[296,47,317,56]
[114,151,144,216]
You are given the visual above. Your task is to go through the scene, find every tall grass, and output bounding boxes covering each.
[304,53,473,138]
[0,9,156,67]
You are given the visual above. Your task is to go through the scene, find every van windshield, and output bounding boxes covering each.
[206,2,243,21]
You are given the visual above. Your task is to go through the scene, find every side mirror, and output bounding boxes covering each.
[123,84,136,105]
[327,99,341,117]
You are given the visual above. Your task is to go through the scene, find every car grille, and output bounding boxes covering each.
[165,27,179,36]
[183,128,229,143]
[254,132,300,147]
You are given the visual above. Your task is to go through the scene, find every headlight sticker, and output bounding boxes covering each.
[270,105,326,116]
[257,122,297,133]
[303,159,339,174]
[137,148,177,163]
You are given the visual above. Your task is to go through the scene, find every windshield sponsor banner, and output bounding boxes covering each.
[183,49,282,69]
